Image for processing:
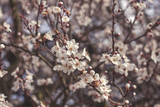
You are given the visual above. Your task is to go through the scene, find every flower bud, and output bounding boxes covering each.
[66,24,69,27]
[66,11,71,16]
[90,70,95,76]
[94,73,99,81]
[149,23,153,27]
[88,66,92,71]
[58,2,63,7]
[125,83,130,90]
[132,85,137,89]
[117,9,121,13]
[135,68,138,72]
[0,44,5,49]
[133,92,136,96]
[63,9,66,12]
[104,70,108,74]
[125,100,129,104]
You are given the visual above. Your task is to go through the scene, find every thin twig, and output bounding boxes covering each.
[124,11,139,43]
[126,18,160,44]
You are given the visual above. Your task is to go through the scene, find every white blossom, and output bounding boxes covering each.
[136,3,146,10]
[62,16,70,23]
[0,94,9,107]
[136,67,151,84]
[3,22,11,32]
[0,70,7,78]
[116,41,128,55]
[81,74,94,83]
[11,69,34,92]
[12,78,21,91]
[132,85,137,89]
[125,83,130,89]
[44,32,53,41]
[66,39,79,55]
[110,54,121,65]
[125,100,129,104]
[133,92,136,96]
[93,73,100,81]
[72,59,86,70]
[90,70,95,76]
[0,44,5,49]
[82,48,91,61]
[0,94,7,102]
[100,53,111,64]
[53,7,61,13]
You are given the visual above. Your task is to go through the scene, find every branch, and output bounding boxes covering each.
[9,0,21,39]
[126,18,160,44]
[124,11,139,43]
[111,0,116,53]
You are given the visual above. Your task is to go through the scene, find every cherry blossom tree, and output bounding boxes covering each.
[0,0,160,107]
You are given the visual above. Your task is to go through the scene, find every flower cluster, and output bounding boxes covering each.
[52,39,111,102]
[53,39,90,75]
[0,0,160,106]
[134,2,146,10]
[11,67,34,92]
[43,2,70,42]
[0,94,10,107]
[100,41,136,76]
[70,68,111,102]
[86,70,111,102]
[47,2,70,23]
[136,67,151,84]
[74,3,92,26]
